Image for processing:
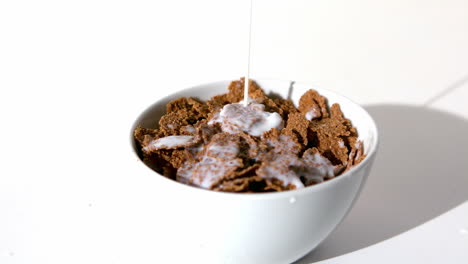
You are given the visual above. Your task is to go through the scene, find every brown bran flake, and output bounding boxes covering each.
[134,79,365,193]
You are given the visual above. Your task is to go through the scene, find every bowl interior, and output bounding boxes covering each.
[131,79,378,161]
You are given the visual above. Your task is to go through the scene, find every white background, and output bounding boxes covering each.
[1,0,467,263]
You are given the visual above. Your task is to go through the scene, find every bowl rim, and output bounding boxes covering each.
[129,79,379,200]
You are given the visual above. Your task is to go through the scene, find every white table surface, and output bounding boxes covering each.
[1,0,467,263]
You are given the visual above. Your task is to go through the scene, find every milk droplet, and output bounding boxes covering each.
[289,197,296,204]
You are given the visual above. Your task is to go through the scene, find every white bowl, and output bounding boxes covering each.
[130,79,379,264]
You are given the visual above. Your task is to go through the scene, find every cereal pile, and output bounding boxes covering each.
[134,79,365,192]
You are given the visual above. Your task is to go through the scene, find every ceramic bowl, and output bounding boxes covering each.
[130,79,379,264]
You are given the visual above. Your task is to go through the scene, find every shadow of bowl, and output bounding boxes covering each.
[297,104,468,263]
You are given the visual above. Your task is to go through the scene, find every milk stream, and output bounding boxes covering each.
[243,0,253,106]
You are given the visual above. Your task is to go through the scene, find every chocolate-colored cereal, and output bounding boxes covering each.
[279,129,302,154]
[256,153,304,189]
[262,128,302,155]
[214,164,261,191]
[345,145,357,171]
[187,98,210,117]
[330,104,358,135]
[159,110,195,135]
[354,141,366,164]
[261,127,281,142]
[166,97,191,113]
[157,149,189,169]
[299,89,329,119]
[311,127,350,165]
[166,97,209,118]
[195,119,221,144]
[134,126,164,147]
[226,78,267,103]
[275,98,298,118]
[285,113,310,146]
[142,153,175,179]
[180,125,197,135]
[207,94,230,112]
[239,132,260,159]
[262,98,283,114]
[309,104,357,165]
[134,79,366,193]
[213,175,264,192]
[264,178,296,192]
[177,133,243,189]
